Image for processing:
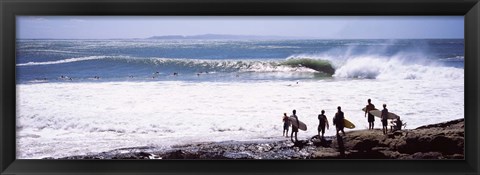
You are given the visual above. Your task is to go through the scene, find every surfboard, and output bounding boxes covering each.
[288,117,307,131]
[343,118,355,129]
[362,107,378,112]
[362,107,399,119]
[369,110,399,119]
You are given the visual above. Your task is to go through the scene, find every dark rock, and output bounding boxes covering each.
[292,140,309,149]
[430,136,462,154]
[402,152,444,159]
[352,139,380,152]
[54,119,464,160]
[224,152,253,159]
[137,152,151,159]
[347,151,389,159]
[416,118,464,129]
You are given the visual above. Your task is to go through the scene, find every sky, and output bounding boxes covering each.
[17,16,464,39]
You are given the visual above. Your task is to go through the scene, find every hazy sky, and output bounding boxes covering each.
[17,16,463,39]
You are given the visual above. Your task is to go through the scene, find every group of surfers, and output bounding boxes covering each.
[282,99,404,143]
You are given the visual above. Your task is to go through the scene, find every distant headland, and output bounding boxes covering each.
[147,34,303,40]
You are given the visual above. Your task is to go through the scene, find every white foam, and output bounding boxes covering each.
[333,56,464,80]
[16,56,109,66]
[16,78,464,159]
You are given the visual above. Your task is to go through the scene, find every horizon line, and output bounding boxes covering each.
[16,37,465,40]
[17,33,464,40]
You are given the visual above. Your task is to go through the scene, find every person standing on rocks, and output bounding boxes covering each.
[381,104,389,135]
[282,113,290,137]
[290,109,300,142]
[318,110,329,139]
[365,99,376,130]
[333,106,346,136]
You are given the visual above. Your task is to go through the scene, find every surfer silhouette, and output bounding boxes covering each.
[333,106,345,136]
[290,109,300,142]
[318,110,329,139]
[381,104,389,134]
[391,116,403,132]
[282,113,290,137]
[365,99,376,130]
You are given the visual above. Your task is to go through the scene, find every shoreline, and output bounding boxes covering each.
[49,118,464,159]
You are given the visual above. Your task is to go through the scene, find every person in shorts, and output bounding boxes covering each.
[290,109,300,142]
[282,113,290,137]
[381,104,389,135]
[333,106,345,136]
[317,110,329,139]
[365,99,376,130]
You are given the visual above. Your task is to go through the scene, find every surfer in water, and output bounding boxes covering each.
[290,109,300,143]
[381,104,389,135]
[282,113,290,137]
[365,99,376,130]
[333,106,346,136]
[318,110,329,139]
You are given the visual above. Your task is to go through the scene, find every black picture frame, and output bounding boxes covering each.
[1,0,479,174]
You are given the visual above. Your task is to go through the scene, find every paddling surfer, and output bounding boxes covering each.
[365,99,376,130]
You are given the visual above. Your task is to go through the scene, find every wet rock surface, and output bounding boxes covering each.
[54,119,464,159]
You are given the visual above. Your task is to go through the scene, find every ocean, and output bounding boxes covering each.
[16,39,464,158]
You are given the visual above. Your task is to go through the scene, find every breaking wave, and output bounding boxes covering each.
[16,56,109,66]
[332,56,464,80]
[17,56,335,74]
[17,54,464,80]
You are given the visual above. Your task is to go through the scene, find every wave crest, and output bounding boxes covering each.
[17,56,109,66]
[280,58,335,75]
[333,56,464,80]
[17,55,464,81]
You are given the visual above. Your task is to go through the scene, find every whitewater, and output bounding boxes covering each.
[16,39,464,159]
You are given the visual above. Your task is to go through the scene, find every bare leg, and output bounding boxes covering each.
[290,131,294,142]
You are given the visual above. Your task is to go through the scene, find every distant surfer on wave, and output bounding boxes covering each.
[317,110,329,139]
[282,113,290,138]
[365,99,376,130]
[290,109,300,142]
[333,106,346,136]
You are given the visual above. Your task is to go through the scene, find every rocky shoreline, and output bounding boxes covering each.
[51,118,464,159]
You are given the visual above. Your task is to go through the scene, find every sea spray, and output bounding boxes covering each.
[332,56,464,80]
